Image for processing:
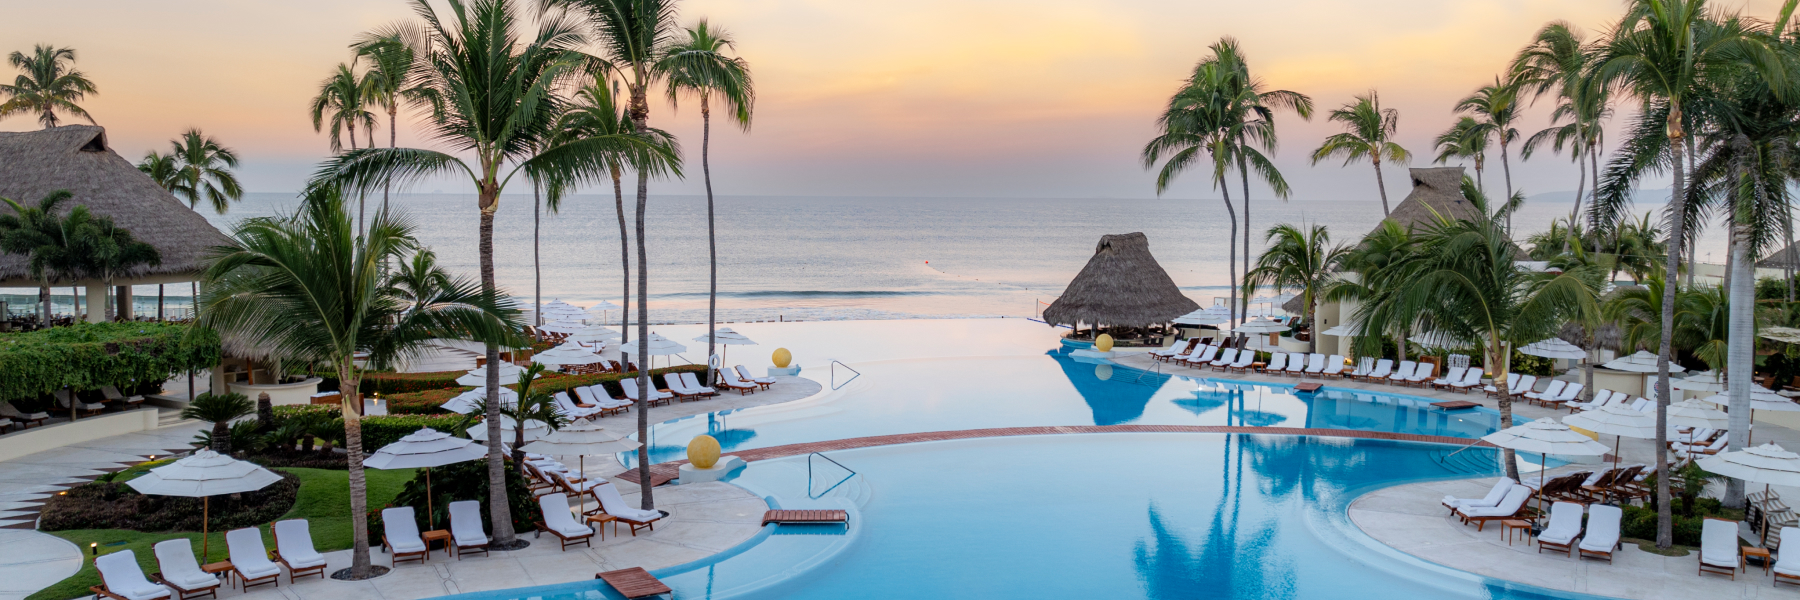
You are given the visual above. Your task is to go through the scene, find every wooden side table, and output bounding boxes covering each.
[587,514,617,541]
[1251,362,1266,373]
[201,561,233,588]
[1744,546,1772,574]
[422,530,451,559]
[1500,519,1533,545]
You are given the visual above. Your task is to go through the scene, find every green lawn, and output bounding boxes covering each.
[28,467,416,600]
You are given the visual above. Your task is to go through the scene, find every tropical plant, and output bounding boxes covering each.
[1243,223,1349,353]
[197,188,519,578]
[165,129,245,214]
[1311,91,1409,215]
[181,392,255,454]
[1453,76,1525,232]
[0,190,88,324]
[1432,117,1491,191]
[74,214,160,320]
[308,0,680,538]
[136,151,182,191]
[506,362,566,464]
[1514,21,1612,248]
[310,63,375,155]
[385,248,457,314]
[353,26,433,219]
[664,19,754,381]
[0,45,97,128]
[1143,55,1241,326]
[1322,220,1419,362]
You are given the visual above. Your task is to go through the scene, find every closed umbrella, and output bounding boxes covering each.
[440,387,518,414]
[1482,418,1611,515]
[520,419,641,515]
[456,362,536,387]
[127,449,283,561]
[1564,405,1658,464]
[532,342,605,369]
[363,428,487,529]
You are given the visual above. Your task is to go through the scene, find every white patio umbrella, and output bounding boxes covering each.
[1666,398,1732,430]
[1482,418,1611,515]
[1564,405,1658,464]
[532,342,605,369]
[1601,350,1681,373]
[519,419,642,515]
[1231,318,1290,334]
[692,327,757,366]
[586,301,623,325]
[467,415,550,442]
[1319,319,1364,338]
[565,324,620,344]
[1413,331,1472,350]
[1671,371,1726,392]
[456,362,537,386]
[1520,338,1587,360]
[621,333,687,370]
[1698,443,1800,542]
[440,387,519,414]
[127,449,283,561]
[1173,307,1232,326]
[1700,389,1800,444]
[540,299,586,317]
[363,428,486,528]
[535,320,586,335]
[1761,327,1800,345]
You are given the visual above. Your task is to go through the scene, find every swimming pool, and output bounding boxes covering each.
[445,434,1610,600]
[627,347,1526,472]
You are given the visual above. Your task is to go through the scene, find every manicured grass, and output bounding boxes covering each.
[28,467,416,600]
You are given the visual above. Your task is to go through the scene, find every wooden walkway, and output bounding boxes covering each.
[763,509,849,526]
[596,567,670,598]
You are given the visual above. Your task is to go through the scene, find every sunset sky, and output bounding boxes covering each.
[5,0,1787,202]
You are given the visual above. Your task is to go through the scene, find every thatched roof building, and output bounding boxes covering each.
[1375,167,1483,234]
[1043,232,1198,328]
[0,125,229,287]
[1759,241,1800,269]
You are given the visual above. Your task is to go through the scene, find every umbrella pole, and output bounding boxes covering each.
[1537,454,1547,524]
[427,468,434,530]
[578,456,586,516]
[201,496,210,563]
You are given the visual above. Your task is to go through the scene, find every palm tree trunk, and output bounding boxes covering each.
[1500,140,1515,235]
[337,364,373,577]
[1490,341,1520,481]
[1654,112,1687,549]
[212,419,230,454]
[1240,156,1251,323]
[630,90,656,512]
[703,96,718,386]
[1724,219,1754,508]
[1564,155,1586,255]
[1222,185,1239,330]
[1475,158,1485,196]
[38,283,49,326]
[1373,159,1391,216]
[614,169,630,346]
[477,192,517,545]
[533,181,542,327]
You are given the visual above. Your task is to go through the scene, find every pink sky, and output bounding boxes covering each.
[4,0,1787,200]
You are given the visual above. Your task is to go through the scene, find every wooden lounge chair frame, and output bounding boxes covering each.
[147,574,216,600]
[89,585,162,600]
[1578,540,1620,563]
[271,526,326,582]
[716,371,756,395]
[1698,517,1740,579]
[455,537,490,560]
[230,566,280,591]
[533,520,595,550]
[381,534,428,565]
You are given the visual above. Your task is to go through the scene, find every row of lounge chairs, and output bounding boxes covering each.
[92,520,330,600]
[1443,479,1624,562]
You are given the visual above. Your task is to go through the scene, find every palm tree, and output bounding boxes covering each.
[199,188,518,579]
[0,190,86,324]
[310,63,374,155]
[1352,178,1599,480]
[168,129,245,214]
[310,0,680,534]
[0,45,97,128]
[353,27,431,219]
[1433,117,1491,192]
[136,151,182,191]
[180,392,254,454]
[551,0,688,510]
[1454,77,1524,233]
[664,19,753,382]
[1514,21,1611,249]
[1242,223,1349,354]
[1143,58,1239,327]
[1323,220,1418,363]
[1594,0,1785,545]
[385,248,455,314]
[1311,92,1409,215]
[75,214,160,320]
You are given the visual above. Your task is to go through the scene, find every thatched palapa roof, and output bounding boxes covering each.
[1759,241,1800,269]
[1375,167,1483,234]
[0,125,229,286]
[1043,232,1198,328]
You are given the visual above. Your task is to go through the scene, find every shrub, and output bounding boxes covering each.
[316,369,471,396]
[267,405,466,456]
[384,459,538,536]
[0,322,219,405]
[39,472,300,532]
[1621,505,1708,546]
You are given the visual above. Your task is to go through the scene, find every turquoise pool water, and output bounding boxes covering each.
[442,434,1608,600]
[628,347,1524,471]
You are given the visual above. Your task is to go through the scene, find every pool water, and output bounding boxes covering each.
[629,347,1523,472]
[446,434,1610,600]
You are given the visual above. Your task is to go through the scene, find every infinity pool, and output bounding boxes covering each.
[627,347,1523,471]
[447,434,1608,600]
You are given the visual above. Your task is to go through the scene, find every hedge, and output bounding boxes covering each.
[316,369,472,396]
[0,322,220,404]
[382,365,707,415]
[269,405,468,451]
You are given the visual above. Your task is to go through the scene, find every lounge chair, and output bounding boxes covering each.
[1578,504,1623,563]
[716,370,757,395]
[1675,433,1731,456]
[620,379,674,407]
[679,373,717,397]
[1182,345,1219,369]
[448,500,490,559]
[577,386,632,415]
[1566,390,1617,412]
[1441,477,1515,514]
[1302,354,1328,377]
[1430,367,1468,390]
[57,390,106,417]
[552,469,602,496]
[1484,373,1520,398]
[1775,526,1800,586]
[1207,348,1238,370]
[1387,361,1416,385]
[1363,359,1394,381]
[1346,357,1374,379]
[1510,375,1539,399]
[1448,367,1483,392]
[101,385,146,409]
[735,365,776,389]
[1536,502,1585,556]
[1524,380,1568,406]
[1403,362,1437,387]
[1174,344,1211,368]
[1152,339,1199,362]
[1284,353,1312,377]
[1456,485,1533,531]
[554,392,604,420]
[1226,350,1256,372]
[0,403,47,428]
[1699,517,1741,578]
[1629,398,1652,412]
[1670,427,1717,447]
[665,376,706,401]
[1545,382,1584,409]
[150,540,219,600]
[225,527,281,589]
[271,519,326,582]
[381,506,429,564]
[533,493,595,550]
[1320,355,1346,377]
[593,482,664,536]
[1261,353,1288,374]
[93,551,173,600]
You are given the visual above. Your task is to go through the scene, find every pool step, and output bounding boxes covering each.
[1430,447,1500,476]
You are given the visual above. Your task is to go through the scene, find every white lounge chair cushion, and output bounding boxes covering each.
[593,483,663,522]
[151,540,219,590]
[1537,502,1584,545]
[449,500,489,547]
[537,493,593,537]
[1459,486,1531,517]
[96,551,172,600]
[274,520,326,569]
[225,528,281,579]
[1700,518,1740,568]
[382,507,428,553]
[1579,504,1622,554]
[681,372,716,394]
[736,366,775,384]
[1443,478,1514,510]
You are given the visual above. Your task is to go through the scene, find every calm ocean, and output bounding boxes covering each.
[81,191,1725,323]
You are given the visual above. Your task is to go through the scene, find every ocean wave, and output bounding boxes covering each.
[656,290,937,299]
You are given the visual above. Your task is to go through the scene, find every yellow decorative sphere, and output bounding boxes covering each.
[1094,364,1113,381]
[687,435,721,469]
[1095,334,1114,352]
[772,348,793,369]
